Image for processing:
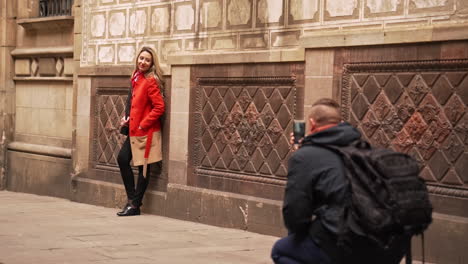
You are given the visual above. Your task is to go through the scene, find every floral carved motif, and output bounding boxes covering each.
[193,76,297,181]
[342,60,468,197]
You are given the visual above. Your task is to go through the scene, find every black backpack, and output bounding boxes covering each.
[318,140,433,263]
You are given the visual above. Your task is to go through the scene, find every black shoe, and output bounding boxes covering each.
[116,205,140,216]
[117,203,130,214]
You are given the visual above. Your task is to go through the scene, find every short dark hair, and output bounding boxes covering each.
[309,98,341,126]
[312,98,341,109]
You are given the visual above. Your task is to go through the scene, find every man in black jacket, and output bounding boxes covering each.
[271,98,408,264]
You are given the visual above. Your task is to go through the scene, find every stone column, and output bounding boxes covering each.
[0,0,17,189]
[168,66,191,185]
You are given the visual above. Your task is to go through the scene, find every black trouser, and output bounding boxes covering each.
[117,137,151,208]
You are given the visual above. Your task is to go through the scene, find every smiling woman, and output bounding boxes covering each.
[116,46,165,217]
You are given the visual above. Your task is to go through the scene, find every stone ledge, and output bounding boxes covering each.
[301,23,468,48]
[8,141,72,159]
[13,77,73,82]
[17,16,74,31]
[11,46,73,57]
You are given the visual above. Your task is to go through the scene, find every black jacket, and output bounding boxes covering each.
[282,122,361,236]
[282,122,411,264]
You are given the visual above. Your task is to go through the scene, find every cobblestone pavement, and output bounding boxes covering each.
[0,191,278,264]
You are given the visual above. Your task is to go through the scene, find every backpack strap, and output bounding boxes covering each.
[406,239,412,264]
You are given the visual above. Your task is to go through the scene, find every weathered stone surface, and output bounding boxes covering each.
[227,0,251,26]
[129,9,147,35]
[412,0,448,9]
[7,151,71,199]
[200,0,222,30]
[174,3,195,32]
[0,191,278,264]
[366,0,399,13]
[240,34,267,49]
[257,0,283,25]
[98,45,115,64]
[14,59,30,76]
[38,58,56,76]
[90,13,105,38]
[326,0,358,17]
[151,5,170,33]
[109,11,126,37]
[118,45,135,63]
[289,0,318,22]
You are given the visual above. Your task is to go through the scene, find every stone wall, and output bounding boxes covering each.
[0,0,16,189]
[5,0,74,198]
[80,0,468,66]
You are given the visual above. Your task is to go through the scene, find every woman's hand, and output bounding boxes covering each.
[120,116,129,127]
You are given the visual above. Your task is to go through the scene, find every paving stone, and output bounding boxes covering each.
[0,191,277,264]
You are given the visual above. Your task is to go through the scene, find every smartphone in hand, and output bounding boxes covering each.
[293,120,305,145]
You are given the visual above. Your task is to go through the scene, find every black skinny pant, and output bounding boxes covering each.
[117,137,151,208]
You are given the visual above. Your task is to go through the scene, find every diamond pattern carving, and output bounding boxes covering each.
[362,76,381,103]
[457,75,468,105]
[454,114,468,144]
[408,75,429,105]
[361,110,380,138]
[404,112,427,142]
[442,133,464,163]
[432,76,452,105]
[455,153,468,183]
[193,76,296,181]
[429,151,450,181]
[342,60,468,193]
[95,94,127,167]
[352,93,370,120]
[383,76,404,104]
[371,93,392,121]
[444,95,465,125]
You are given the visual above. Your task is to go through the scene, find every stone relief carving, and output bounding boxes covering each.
[342,60,468,198]
[130,10,147,35]
[200,1,222,29]
[175,4,195,31]
[192,77,297,183]
[228,0,251,25]
[82,0,461,66]
[98,46,114,63]
[366,0,400,13]
[109,12,125,37]
[412,0,448,9]
[326,0,357,16]
[151,7,170,33]
[290,0,318,20]
[91,14,105,37]
[118,45,135,63]
[258,0,283,24]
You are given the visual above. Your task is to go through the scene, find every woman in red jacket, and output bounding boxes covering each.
[117,46,165,216]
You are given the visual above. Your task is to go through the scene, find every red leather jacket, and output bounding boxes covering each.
[129,73,165,137]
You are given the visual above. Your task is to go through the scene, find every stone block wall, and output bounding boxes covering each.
[80,0,468,66]
[4,0,75,197]
[0,0,17,189]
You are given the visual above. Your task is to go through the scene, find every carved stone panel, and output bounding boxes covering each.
[94,88,127,169]
[342,60,468,197]
[189,64,304,200]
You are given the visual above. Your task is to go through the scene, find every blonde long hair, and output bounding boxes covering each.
[133,46,164,86]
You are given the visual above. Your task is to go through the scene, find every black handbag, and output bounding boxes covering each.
[120,88,132,136]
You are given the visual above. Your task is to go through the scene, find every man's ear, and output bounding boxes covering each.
[308,117,316,133]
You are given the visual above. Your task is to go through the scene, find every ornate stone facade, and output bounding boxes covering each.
[81,0,468,66]
[342,60,468,197]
